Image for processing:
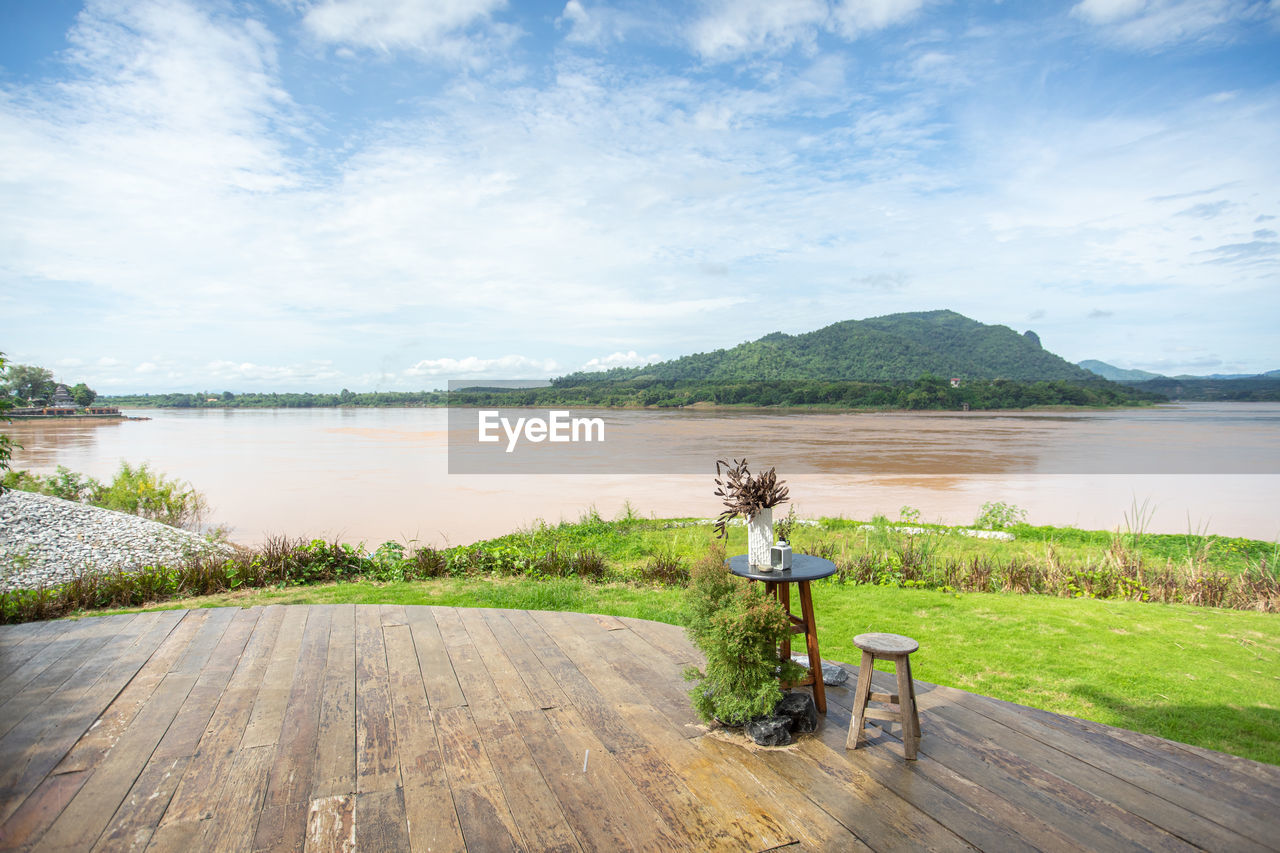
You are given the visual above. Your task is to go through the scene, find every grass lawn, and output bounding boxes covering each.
[100,575,1280,766]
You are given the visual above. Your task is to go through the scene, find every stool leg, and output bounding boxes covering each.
[905,655,920,745]
[896,654,918,760]
[845,651,875,750]
[797,581,825,713]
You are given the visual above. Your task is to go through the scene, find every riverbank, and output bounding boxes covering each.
[100,400,1161,413]
[0,490,233,592]
[6,413,144,421]
[2,497,1274,610]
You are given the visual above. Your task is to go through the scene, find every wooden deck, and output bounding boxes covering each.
[1,605,1278,852]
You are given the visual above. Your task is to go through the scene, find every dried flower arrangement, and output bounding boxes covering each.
[713,457,789,539]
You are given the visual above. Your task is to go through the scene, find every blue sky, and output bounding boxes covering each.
[2,0,1278,392]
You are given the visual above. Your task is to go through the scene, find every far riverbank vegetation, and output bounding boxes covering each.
[99,375,1163,411]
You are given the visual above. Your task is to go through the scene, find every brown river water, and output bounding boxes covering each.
[6,403,1279,545]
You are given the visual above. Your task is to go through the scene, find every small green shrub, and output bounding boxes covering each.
[93,462,208,529]
[974,501,1027,530]
[682,546,804,725]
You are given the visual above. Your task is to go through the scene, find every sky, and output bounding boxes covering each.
[1,0,1278,393]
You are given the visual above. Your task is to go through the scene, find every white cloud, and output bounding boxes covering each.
[300,0,510,56]
[559,0,592,36]
[1070,0,1277,48]
[403,355,559,378]
[557,0,656,46]
[690,0,923,60]
[690,0,826,60]
[829,0,924,38]
[1073,0,1148,24]
[577,351,663,373]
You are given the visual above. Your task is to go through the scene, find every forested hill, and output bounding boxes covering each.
[554,310,1095,385]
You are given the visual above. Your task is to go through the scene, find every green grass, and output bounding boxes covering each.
[810,585,1280,766]
[96,574,1280,766]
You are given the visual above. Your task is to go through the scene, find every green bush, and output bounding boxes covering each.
[92,462,207,529]
[682,546,805,725]
[974,501,1027,530]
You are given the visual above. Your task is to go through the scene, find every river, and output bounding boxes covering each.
[6,403,1279,545]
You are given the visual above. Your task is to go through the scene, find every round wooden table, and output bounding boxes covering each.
[727,554,837,713]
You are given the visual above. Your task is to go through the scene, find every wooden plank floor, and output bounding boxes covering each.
[1,605,1277,852]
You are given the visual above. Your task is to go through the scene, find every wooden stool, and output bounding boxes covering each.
[845,633,921,760]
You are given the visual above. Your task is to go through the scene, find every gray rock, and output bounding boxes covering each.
[0,490,235,593]
[790,655,850,686]
[773,692,817,734]
[746,716,792,746]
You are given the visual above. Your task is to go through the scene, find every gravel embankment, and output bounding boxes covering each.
[0,490,236,592]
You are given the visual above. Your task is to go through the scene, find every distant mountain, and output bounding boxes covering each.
[557,310,1095,384]
[1078,360,1164,381]
[1079,361,1280,382]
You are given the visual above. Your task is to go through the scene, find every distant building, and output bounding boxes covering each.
[950,378,961,388]
[52,383,76,407]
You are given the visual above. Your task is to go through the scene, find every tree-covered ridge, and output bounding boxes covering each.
[555,310,1096,385]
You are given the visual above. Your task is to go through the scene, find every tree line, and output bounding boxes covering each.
[1122,377,1280,402]
[100,390,448,408]
[1,363,97,406]
[99,377,1159,411]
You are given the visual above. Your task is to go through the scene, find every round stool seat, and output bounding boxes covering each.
[853,633,918,655]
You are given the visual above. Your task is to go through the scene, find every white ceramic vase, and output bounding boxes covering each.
[747,507,774,569]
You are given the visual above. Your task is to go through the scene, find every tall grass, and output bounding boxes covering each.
[4,462,208,529]
[815,520,1280,611]
[0,531,622,625]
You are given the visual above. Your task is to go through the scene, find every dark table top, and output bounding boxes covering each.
[727,553,838,583]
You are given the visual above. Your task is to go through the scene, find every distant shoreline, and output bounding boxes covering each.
[97,400,1169,414]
